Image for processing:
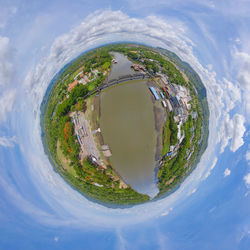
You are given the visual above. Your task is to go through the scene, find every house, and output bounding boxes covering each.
[149,87,160,100]
[160,92,165,99]
[166,99,173,112]
[68,80,78,92]
[161,100,167,108]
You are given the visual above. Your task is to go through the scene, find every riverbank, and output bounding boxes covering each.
[85,93,129,189]
[146,80,166,162]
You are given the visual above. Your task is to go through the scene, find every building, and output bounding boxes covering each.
[166,99,173,112]
[160,92,165,99]
[161,100,167,108]
[169,83,177,95]
[76,132,82,146]
[87,155,99,166]
[84,75,89,82]
[68,80,78,92]
[149,87,160,100]
[131,64,146,71]
[101,144,112,157]
[191,111,197,119]
[163,87,170,98]
[170,96,180,109]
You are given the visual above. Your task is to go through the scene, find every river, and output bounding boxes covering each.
[100,52,159,196]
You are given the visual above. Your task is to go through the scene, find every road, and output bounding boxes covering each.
[73,111,101,164]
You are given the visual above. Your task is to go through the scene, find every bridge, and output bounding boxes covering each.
[83,73,150,99]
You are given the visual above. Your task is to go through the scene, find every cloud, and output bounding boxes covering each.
[244,173,250,188]
[156,230,169,250]
[0,36,13,87]
[209,206,216,213]
[0,136,16,147]
[54,236,59,242]
[222,78,241,112]
[224,168,231,177]
[0,35,16,122]
[218,113,246,153]
[233,50,250,117]
[0,6,17,29]
[116,229,127,250]
[24,10,197,96]
[230,114,246,152]
[203,157,218,179]
[246,150,250,162]
[187,188,197,196]
[0,89,16,122]
[161,207,173,216]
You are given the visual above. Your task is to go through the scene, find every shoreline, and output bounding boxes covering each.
[146,80,166,162]
[89,92,130,188]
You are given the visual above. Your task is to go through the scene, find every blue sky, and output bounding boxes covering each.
[0,0,250,249]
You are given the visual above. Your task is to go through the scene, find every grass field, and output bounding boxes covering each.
[161,116,170,156]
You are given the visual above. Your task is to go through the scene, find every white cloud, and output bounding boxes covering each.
[233,50,250,117]
[0,36,16,122]
[218,114,232,153]
[0,36,13,87]
[0,6,17,29]
[161,207,173,216]
[209,206,216,213]
[54,236,59,242]
[187,188,197,196]
[222,78,241,112]
[235,38,241,44]
[224,168,231,177]
[244,173,250,188]
[203,157,218,180]
[157,230,169,250]
[0,136,16,147]
[116,229,127,250]
[246,150,250,162]
[218,113,246,153]
[230,114,246,152]
[235,51,250,91]
[0,89,16,122]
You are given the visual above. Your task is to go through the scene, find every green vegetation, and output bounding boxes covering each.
[157,114,197,197]
[41,43,209,205]
[41,45,150,206]
[102,61,110,70]
[109,44,186,85]
[104,43,208,199]
[169,112,178,145]
[75,158,149,204]
[161,116,170,156]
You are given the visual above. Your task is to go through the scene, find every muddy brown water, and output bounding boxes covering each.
[100,79,159,196]
[100,52,160,196]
